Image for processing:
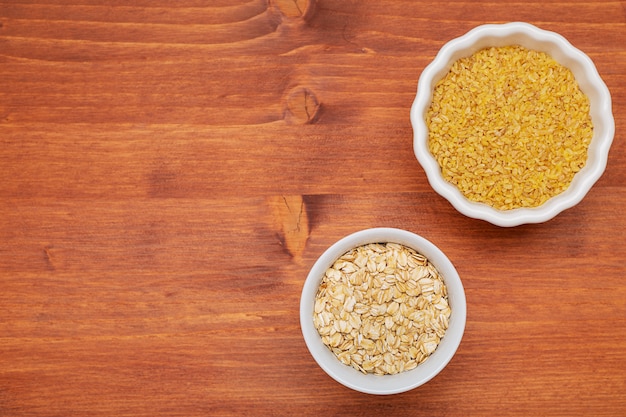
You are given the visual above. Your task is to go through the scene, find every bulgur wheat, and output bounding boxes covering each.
[427,45,593,210]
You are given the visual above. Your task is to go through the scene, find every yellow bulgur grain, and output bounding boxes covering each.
[427,45,593,210]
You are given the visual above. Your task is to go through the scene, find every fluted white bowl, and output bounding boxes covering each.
[410,22,614,227]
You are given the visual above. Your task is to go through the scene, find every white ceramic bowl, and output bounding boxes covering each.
[410,22,614,227]
[300,228,466,395]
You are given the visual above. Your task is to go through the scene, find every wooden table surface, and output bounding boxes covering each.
[1,1,625,416]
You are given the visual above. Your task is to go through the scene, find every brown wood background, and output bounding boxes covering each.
[1,0,625,416]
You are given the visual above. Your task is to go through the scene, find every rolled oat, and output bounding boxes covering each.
[313,243,451,375]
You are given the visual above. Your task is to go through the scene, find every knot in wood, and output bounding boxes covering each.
[267,195,309,262]
[284,87,320,125]
[270,0,316,21]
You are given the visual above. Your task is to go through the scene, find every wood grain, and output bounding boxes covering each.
[1,1,625,416]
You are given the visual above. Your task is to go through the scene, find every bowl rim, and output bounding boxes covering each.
[410,21,615,227]
[299,227,467,395]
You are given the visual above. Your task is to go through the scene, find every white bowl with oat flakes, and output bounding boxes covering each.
[300,228,466,395]
[411,22,614,227]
